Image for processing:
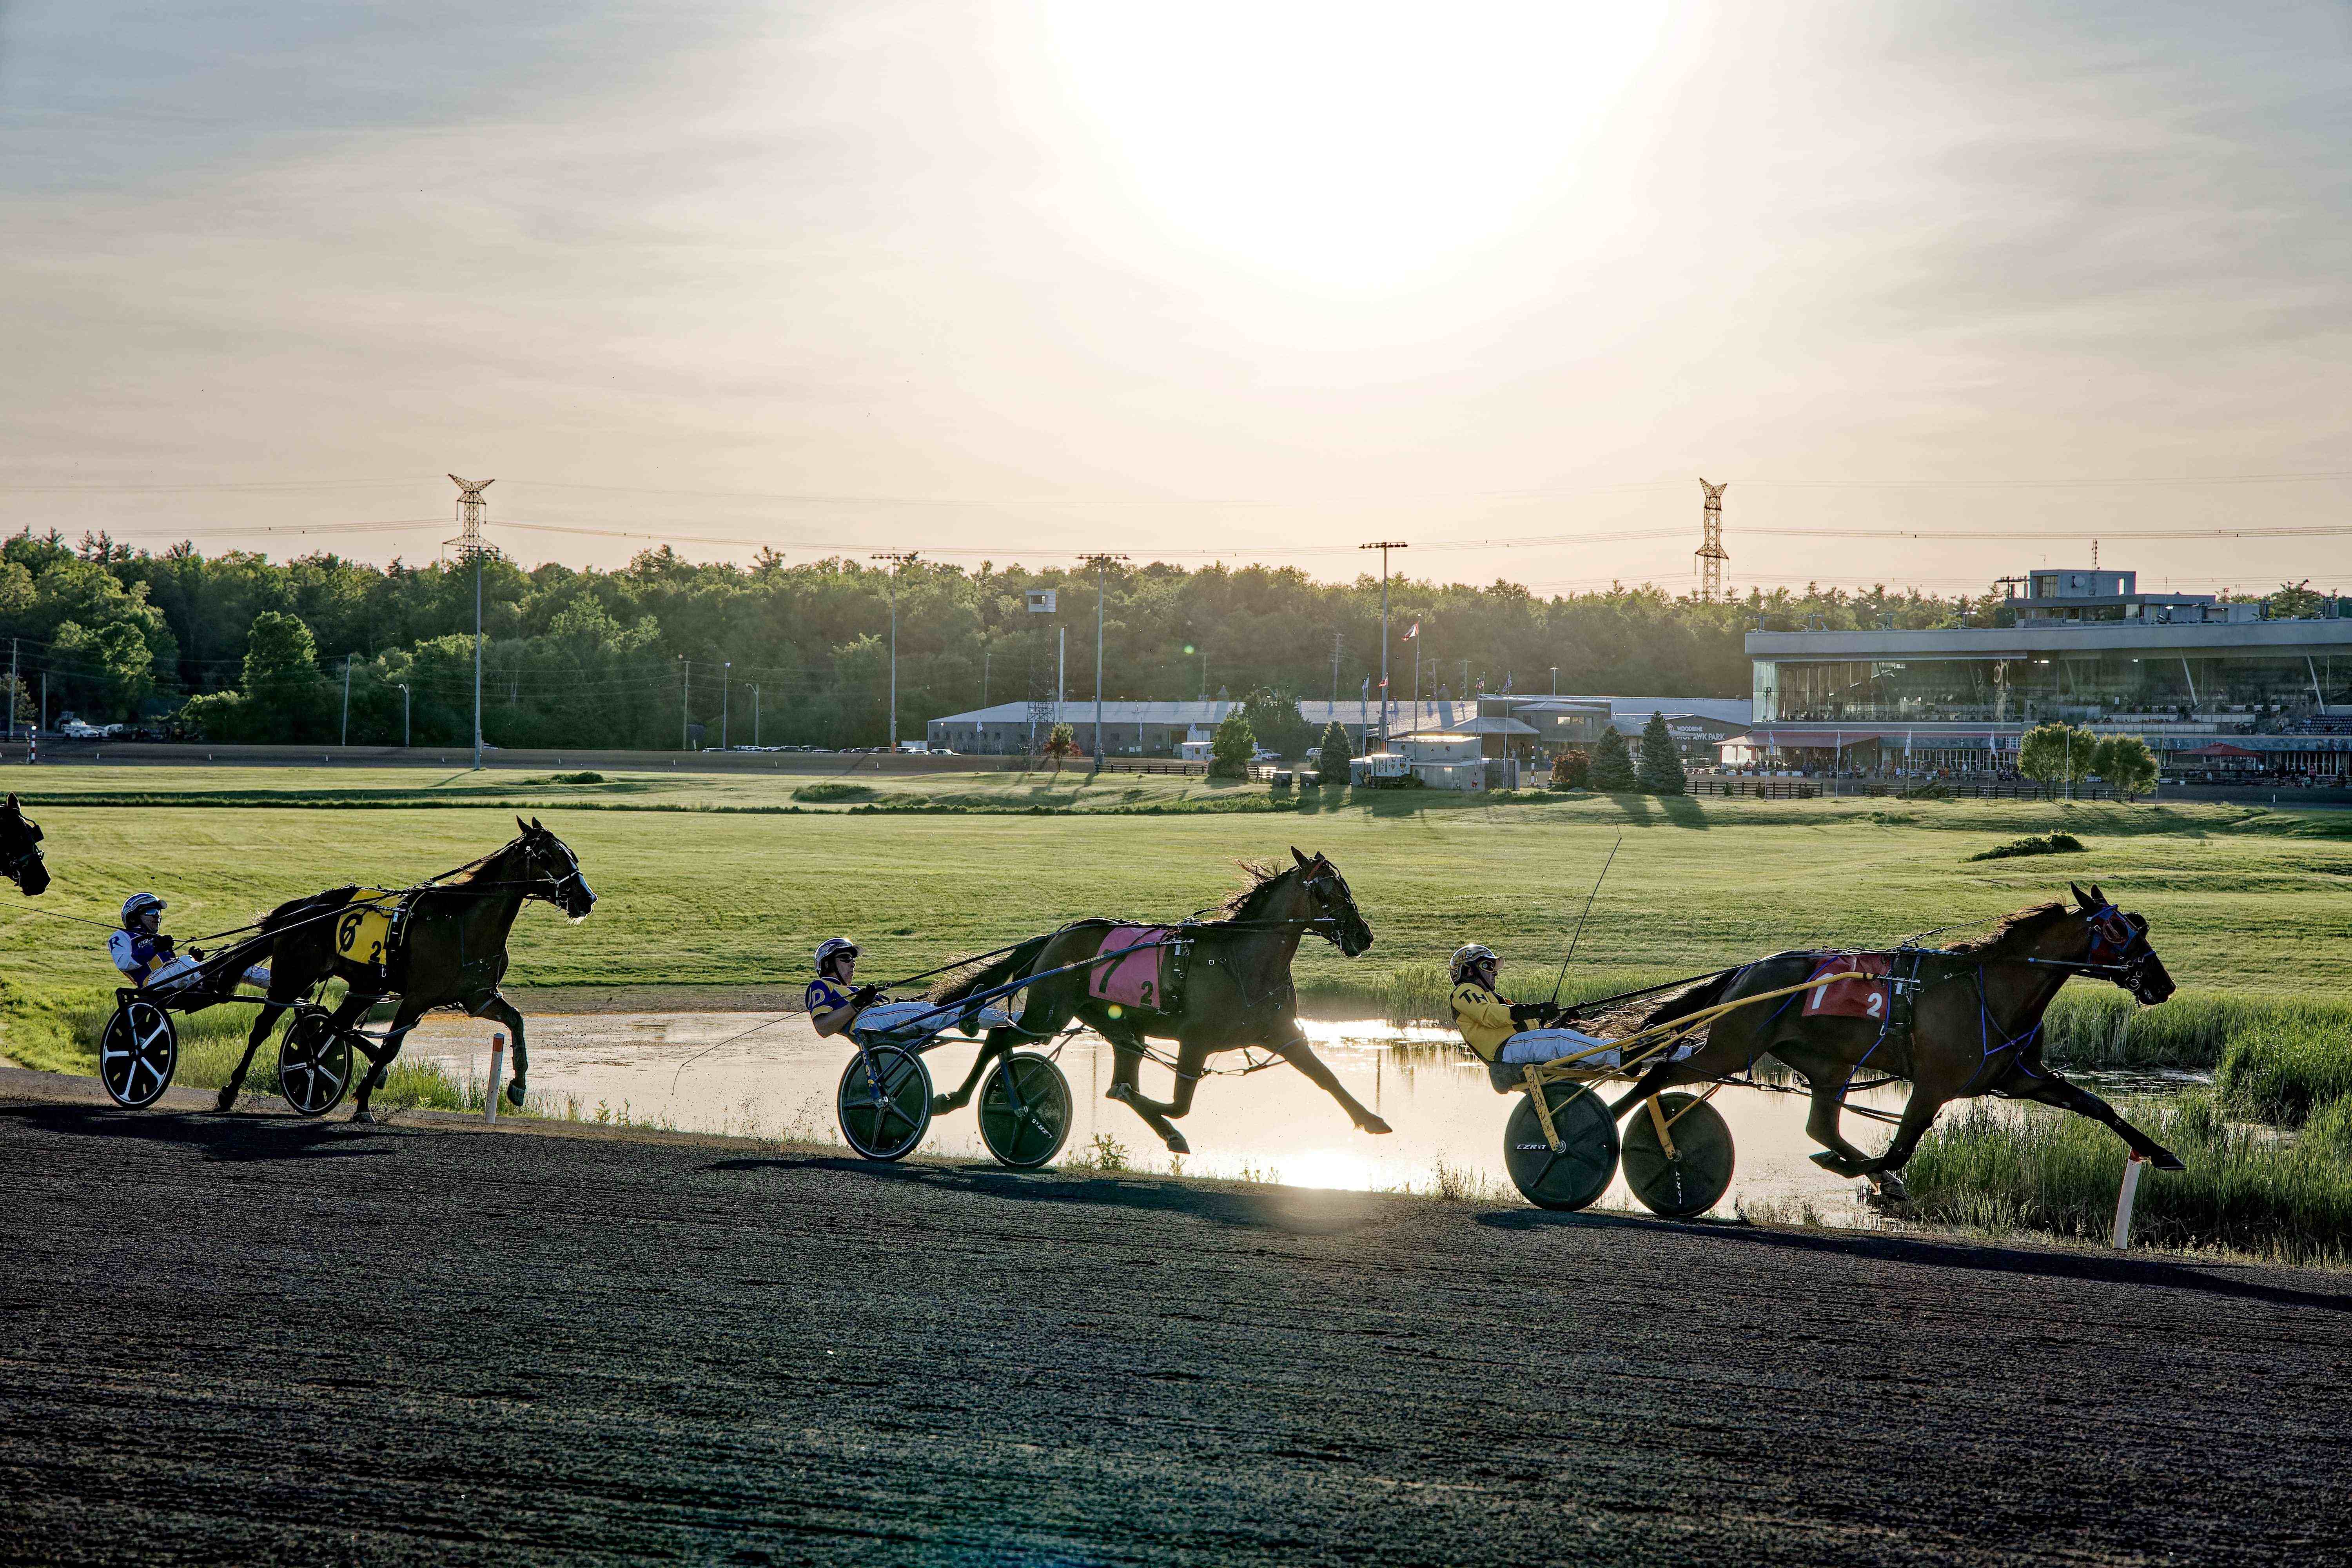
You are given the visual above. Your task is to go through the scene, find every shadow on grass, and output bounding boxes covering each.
[0,1102,396,1162]
[1475,1205,2352,1313]
[706,1154,1388,1234]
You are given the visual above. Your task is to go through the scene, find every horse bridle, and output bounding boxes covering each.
[1298,860,1362,951]
[2022,903,2156,996]
[1,819,43,887]
[519,833,592,908]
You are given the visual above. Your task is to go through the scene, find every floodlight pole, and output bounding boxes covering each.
[680,656,690,751]
[398,683,410,747]
[341,653,355,746]
[753,684,760,747]
[1078,554,1128,767]
[871,553,917,749]
[721,662,731,751]
[1361,542,1408,751]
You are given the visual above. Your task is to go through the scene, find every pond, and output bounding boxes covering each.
[403,1014,2200,1222]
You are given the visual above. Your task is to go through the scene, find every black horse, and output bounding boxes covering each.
[214,818,595,1120]
[927,849,1382,1154]
[1613,883,2180,1201]
[2,794,49,895]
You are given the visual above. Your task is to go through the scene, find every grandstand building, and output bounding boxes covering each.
[1729,570,2352,780]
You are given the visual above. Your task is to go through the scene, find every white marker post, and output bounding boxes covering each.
[2111,1152,2147,1249]
[485,1032,506,1124]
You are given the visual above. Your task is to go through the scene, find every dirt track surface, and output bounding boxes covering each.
[4,1099,2350,1566]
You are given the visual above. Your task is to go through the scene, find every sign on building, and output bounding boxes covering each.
[1027,589,1057,613]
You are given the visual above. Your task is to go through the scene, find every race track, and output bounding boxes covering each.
[3,1096,2348,1566]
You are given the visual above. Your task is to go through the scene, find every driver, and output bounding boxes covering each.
[808,937,880,1038]
[1448,944,1622,1067]
[109,893,270,995]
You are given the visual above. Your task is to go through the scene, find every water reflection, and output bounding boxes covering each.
[403,1013,2194,1221]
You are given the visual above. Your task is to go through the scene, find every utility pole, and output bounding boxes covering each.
[1360,543,1407,751]
[6,637,16,745]
[1696,478,1730,603]
[1329,630,1343,708]
[752,683,760,747]
[720,662,732,750]
[871,552,917,750]
[679,656,690,750]
[340,652,356,746]
[398,683,410,747]
[1078,554,1128,766]
[446,475,498,769]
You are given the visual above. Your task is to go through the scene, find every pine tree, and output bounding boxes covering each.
[1314,720,1352,787]
[1589,726,1636,791]
[1637,710,1687,795]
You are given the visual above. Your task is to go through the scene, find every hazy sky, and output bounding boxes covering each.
[2,2,2345,596]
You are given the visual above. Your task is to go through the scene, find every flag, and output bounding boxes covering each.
[1379,675,1388,690]
[1503,673,1513,693]
[1403,621,1419,641]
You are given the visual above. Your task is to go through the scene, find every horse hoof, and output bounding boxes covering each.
[1359,1116,1393,1136]
[505,1080,525,1108]
[214,1089,238,1114]
[350,1108,376,1125]
[1165,1132,1190,1156]
[929,1094,955,1116]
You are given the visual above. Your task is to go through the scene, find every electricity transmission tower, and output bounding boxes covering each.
[446,475,501,769]
[1695,477,1729,602]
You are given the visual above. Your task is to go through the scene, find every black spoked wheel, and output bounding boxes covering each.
[837,1044,933,1162]
[99,1001,178,1110]
[1621,1092,1736,1218]
[1503,1081,1619,1211]
[276,1009,355,1119]
[978,1052,1073,1169]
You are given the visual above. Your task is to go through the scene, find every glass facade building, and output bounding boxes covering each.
[1753,646,2352,727]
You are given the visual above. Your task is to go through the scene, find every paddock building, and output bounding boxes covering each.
[1730,570,2352,780]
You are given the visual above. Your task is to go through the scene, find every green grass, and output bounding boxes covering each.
[5,771,2350,1076]
[2215,1018,2352,1126]
[2039,989,2352,1071]
[1906,1094,2352,1266]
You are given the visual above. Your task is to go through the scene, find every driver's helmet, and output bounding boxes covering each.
[814,937,859,977]
[121,892,166,929]
[1449,944,1498,985]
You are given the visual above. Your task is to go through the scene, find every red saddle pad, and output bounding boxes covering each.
[1088,926,1171,1010]
[1803,953,1894,1022]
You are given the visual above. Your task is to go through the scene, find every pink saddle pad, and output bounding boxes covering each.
[1088,926,1171,1010]
[1803,953,1894,1022]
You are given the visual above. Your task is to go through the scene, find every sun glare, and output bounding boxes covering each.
[1043,2,1668,296]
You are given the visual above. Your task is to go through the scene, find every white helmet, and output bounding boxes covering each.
[814,937,859,976]
[122,892,166,929]
[1450,944,1498,984]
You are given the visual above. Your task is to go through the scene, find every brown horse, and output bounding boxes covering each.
[213,819,595,1120]
[1610,882,2181,1200]
[1,794,47,895]
[926,848,1384,1154]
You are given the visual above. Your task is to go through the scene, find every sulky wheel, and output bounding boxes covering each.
[99,1000,178,1110]
[1620,1092,1736,1219]
[1503,1080,1619,1212]
[977,1052,1072,1169]
[276,1009,355,1118]
[837,1044,933,1162]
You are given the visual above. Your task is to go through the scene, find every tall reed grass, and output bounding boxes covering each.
[1905,1094,2352,1266]
[2038,987,2352,1071]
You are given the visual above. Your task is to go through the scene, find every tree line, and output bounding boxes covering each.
[0,525,2067,750]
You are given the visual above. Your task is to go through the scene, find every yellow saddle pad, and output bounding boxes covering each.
[334,890,401,968]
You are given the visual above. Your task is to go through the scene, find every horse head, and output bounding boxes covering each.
[2,793,49,896]
[1291,846,1372,957]
[513,816,596,920]
[2070,881,2172,1005]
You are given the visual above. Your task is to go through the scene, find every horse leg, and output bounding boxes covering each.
[1104,1042,1190,1155]
[1607,1058,1708,1120]
[1851,1087,1954,1203]
[218,999,290,1112]
[1270,1033,1390,1136]
[340,994,399,1122]
[933,1027,1013,1115]
[2012,1071,2186,1171]
[475,992,528,1107]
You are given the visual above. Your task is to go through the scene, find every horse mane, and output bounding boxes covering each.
[1207,860,1288,924]
[1944,901,2069,957]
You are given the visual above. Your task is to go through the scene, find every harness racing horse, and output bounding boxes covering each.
[213,818,595,1121]
[1,794,48,895]
[1613,883,2180,1201]
[927,848,1384,1154]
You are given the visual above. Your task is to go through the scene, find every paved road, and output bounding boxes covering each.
[4,1098,2349,1566]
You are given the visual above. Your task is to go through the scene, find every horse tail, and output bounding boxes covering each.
[928,931,1059,1007]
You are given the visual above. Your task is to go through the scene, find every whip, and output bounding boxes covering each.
[1547,833,1621,1010]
